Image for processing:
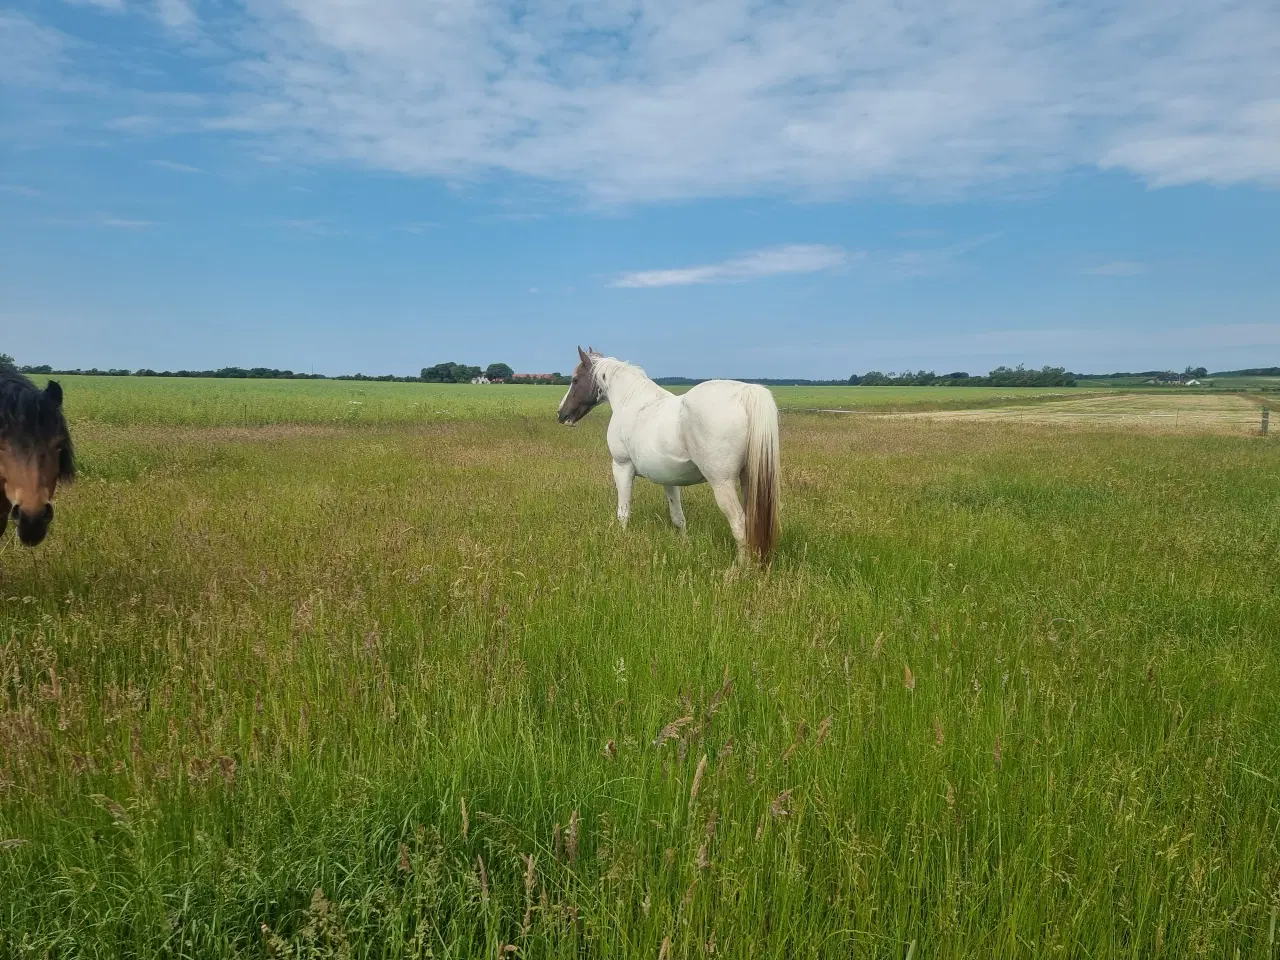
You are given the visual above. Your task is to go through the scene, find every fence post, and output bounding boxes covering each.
[1262,408,1270,435]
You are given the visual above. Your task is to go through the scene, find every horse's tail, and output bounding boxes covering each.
[742,384,781,563]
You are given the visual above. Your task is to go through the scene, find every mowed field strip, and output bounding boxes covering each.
[881,391,1270,433]
[2,376,1280,958]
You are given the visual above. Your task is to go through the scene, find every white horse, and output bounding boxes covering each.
[557,347,780,563]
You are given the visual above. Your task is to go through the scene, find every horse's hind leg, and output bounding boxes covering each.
[664,485,687,534]
[710,480,748,563]
[0,492,8,539]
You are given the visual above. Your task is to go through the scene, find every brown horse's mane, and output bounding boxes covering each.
[0,368,75,481]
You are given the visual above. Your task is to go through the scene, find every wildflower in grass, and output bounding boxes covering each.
[904,664,916,691]
[604,739,617,759]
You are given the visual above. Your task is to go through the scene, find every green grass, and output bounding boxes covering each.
[3,380,1280,958]
[41,375,1091,427]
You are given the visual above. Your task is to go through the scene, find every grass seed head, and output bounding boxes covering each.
[567,809,580,865]
[690,754,707,802]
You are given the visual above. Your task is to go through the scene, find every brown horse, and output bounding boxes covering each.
[0,368,74,547]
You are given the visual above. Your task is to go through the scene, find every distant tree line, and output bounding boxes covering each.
[1084,366,1209,381]
[1209,367,1279,377]
[849,365,1077,387]
[5,360,552,384]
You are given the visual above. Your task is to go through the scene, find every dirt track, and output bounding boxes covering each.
[881,393,1270,434]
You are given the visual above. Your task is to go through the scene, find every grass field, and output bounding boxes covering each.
[1076,376,1280,391]
[3,378,1280,958]
[46,375,1091,426]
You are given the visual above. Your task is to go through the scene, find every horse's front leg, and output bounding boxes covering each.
[0,492,9,540]
[612,460,636,528]
[664,485,687,534]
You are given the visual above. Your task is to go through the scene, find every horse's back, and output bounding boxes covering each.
[679,380,774,481]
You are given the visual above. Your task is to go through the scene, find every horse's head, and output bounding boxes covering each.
[557,346,604,425]
[0,378,75,547]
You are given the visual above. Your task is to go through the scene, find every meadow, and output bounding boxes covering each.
[2,377,1279,958]
[49,375,1089,427]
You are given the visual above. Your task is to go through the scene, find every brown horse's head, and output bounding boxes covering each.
[557,346,604,425]
[0,372,75,547]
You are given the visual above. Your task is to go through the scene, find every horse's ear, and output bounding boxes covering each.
[577,345,589,363]
[44,380,63,408]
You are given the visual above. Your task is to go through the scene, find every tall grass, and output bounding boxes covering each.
[1,383,1278,957]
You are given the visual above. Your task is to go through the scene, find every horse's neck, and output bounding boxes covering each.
[600,361,667,411]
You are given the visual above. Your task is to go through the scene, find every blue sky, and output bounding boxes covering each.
[2,0,1278,379]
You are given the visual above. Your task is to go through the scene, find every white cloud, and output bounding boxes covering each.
[274,218,341,236]
[151,158,203,173]
[1084,260,1148,276]
[64,0,126,10]
[196,0,1280,202]
[11,1,1280,203]
[882,234,999,278]
[614,244,853,288]
[101,218,159,228]
[153,0,197,31]
[0,12,73,88]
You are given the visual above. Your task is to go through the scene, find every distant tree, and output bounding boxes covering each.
[421,362,482,383]
[0,353,14,369]
[485,362,514,381]
[847,373,861,385]
[1191,366,1208,378]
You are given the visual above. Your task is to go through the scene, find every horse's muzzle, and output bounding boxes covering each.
[15,503,53,547]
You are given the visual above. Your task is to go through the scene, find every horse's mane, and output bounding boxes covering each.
[0,368,75,478]
[591,357,655,405]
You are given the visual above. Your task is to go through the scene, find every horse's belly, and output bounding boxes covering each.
[638,456,704,486]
